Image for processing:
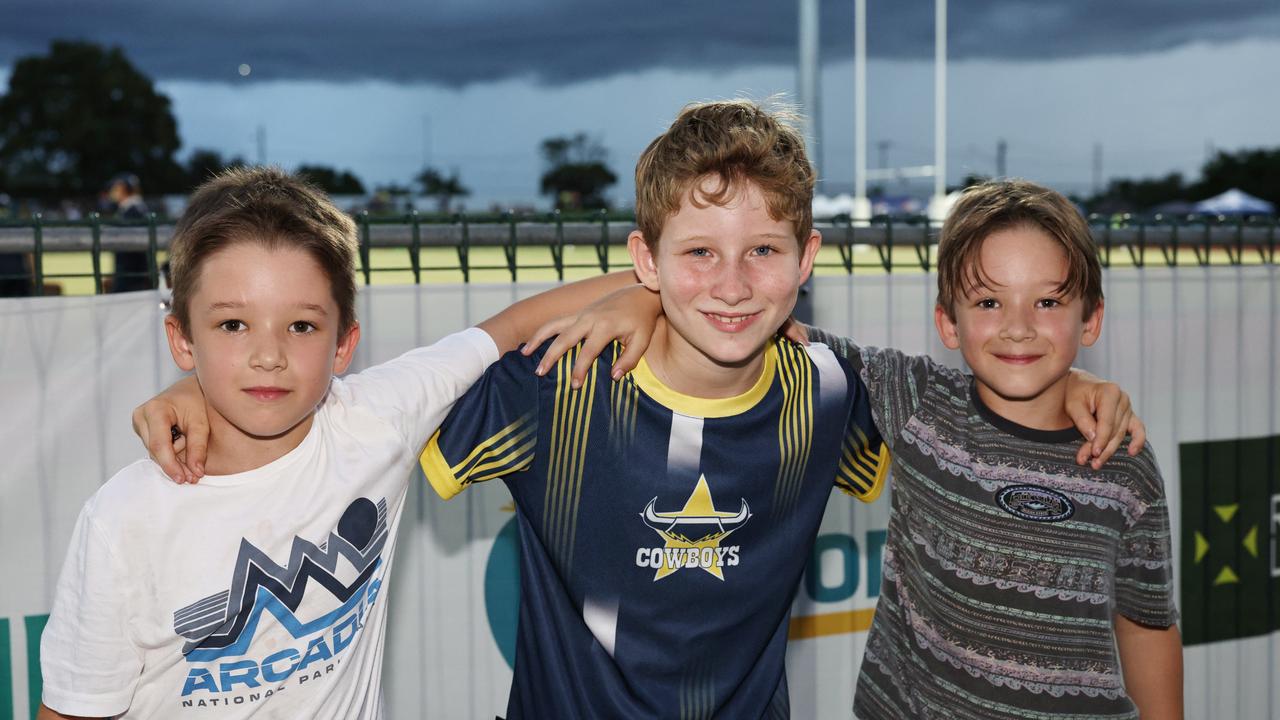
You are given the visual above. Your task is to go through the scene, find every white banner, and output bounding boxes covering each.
[2,267,1277,718]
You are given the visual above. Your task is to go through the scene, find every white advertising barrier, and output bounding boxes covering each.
[1,267,1277,719]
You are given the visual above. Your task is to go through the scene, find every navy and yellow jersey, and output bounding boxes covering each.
[420,336,887,719]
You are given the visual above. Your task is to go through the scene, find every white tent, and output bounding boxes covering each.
[1193,188,1275,215]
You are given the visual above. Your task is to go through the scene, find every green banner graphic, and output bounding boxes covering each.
[1,618,11,720]
[1179,434,1279,646]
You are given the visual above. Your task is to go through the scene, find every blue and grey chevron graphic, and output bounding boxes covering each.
[172,497,389,661]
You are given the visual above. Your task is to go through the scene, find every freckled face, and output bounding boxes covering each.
[629,179,820,387]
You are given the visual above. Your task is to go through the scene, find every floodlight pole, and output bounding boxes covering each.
[928,0,948,221]
[797,0,820,324]
[798,0,820,171]
[852,0,870,223]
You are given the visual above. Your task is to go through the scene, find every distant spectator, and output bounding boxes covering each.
[107,173,154,293]
[0,193,33,297]
[60,200,83,221]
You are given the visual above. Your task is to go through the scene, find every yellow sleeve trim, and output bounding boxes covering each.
[836,441,890,503]
[420,430,464,500]
[859,442,890,503]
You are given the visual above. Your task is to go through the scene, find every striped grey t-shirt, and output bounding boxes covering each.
[814,331,1177,720]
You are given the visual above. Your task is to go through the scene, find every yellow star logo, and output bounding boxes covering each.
[640,475,751,581]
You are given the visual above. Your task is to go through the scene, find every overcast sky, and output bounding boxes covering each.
[2,0,1278,208]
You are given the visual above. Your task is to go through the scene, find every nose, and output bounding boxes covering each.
[711,256,752,306]
[999,306,1036,342]
[249,331,288,371]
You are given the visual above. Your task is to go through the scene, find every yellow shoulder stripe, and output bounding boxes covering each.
[420,430,464,500]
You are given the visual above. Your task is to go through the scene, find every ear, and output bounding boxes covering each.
[797,229,822,284]
[1080,299,1104,347]
[934,304,961,350]
[332,321,362,375]
[165,315,197,372]
[628,231,661,293]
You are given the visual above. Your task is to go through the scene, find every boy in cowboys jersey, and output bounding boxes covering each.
[418,102,1145,718]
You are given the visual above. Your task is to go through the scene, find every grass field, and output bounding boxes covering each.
[24,242,1277,296]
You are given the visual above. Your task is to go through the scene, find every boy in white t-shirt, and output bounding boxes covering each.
[38,167,658,719]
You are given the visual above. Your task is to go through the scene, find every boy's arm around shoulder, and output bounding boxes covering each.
[807,326,935,452]
[806,330,915,502]
[132,271,646,484]
[809,327,1147,467]
[477,270,639,354]
[335,327,499,454]
[1063,369,1147,468]
[419,340,548,500]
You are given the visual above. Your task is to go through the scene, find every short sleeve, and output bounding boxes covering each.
[833,353,890,502]
[419,347,540,500]
[1114,460,1179,627]
[809,326,934,451]
[40,500,142,716]
[335,327,500,453]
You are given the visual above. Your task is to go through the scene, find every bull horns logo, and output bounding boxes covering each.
[639,475,751,580]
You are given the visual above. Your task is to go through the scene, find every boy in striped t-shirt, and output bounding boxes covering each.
[816,179,1182,720]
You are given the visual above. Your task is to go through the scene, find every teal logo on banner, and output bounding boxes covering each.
[1179,433,1280,646]
[483,518,521,668]
[1,614,48,720]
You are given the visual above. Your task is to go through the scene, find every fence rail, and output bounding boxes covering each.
[0,211,1276,295]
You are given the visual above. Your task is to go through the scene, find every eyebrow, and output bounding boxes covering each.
[206,301,330,314]
[670,232,793,243]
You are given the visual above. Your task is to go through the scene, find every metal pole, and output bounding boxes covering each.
[796,0,821,323]
[852,0,870,222]
[928,0,948,221]
[423,115,433,170]
[798,0,820,164]
[1093,142,1103,196]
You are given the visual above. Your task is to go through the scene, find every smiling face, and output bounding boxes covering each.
[165,242,360,470]
[629,178,820,397]
[934,224,1103,430]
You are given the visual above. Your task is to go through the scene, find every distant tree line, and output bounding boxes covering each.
[0,41,372,206]
[956,149,1280,216]
[0,40,623,216]
[1081,149,1280,214]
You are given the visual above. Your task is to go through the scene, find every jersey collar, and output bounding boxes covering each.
[630,341,778,418]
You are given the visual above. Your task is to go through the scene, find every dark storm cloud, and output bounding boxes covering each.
[2,0,1277,85]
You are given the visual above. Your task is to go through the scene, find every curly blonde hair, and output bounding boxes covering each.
[634,98,815,247]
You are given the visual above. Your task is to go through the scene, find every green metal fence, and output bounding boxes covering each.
[0,211,1276,296]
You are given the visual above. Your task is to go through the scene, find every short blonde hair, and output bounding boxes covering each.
[634,99,814,247]
[936,179,1102,320]
[168,166,358,335]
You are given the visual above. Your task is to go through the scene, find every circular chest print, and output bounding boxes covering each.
[995,484,1075,522]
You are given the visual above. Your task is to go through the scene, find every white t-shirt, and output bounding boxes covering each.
[40,327,498,719]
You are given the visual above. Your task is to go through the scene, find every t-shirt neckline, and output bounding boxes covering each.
[969,381,1084,444]
[195,409,323,486]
